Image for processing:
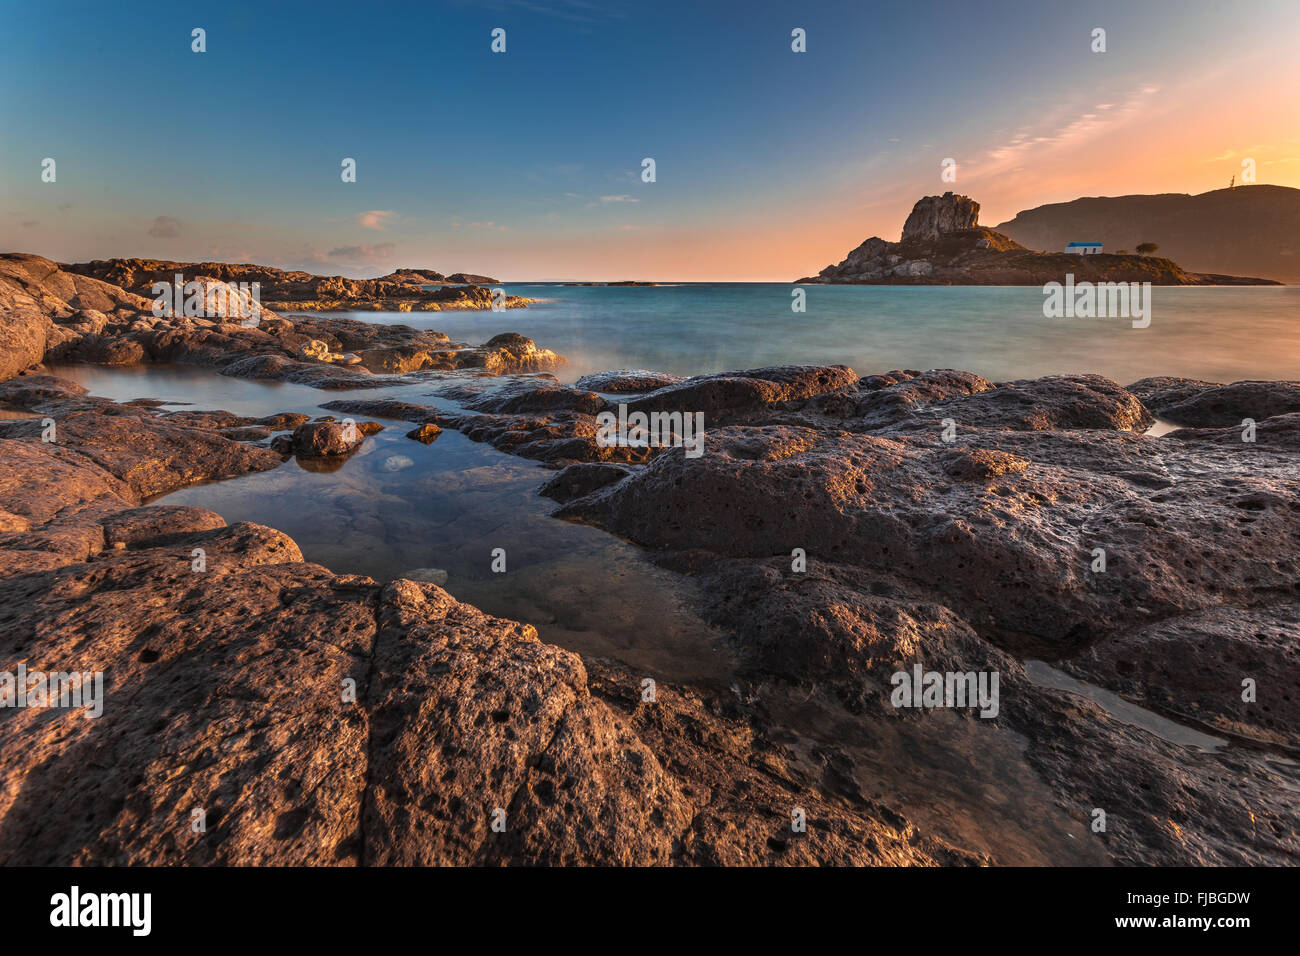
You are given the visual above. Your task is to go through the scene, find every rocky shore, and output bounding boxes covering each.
[2,253,1297,866]
[62,258,530,312]
[1,254,558,384]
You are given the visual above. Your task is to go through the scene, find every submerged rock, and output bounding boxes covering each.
[278,421,373,459]
[405,423,442,443]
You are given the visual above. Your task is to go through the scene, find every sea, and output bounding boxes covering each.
[387,282,1300,385]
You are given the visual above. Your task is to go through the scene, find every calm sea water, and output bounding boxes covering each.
[327,283,1300,385]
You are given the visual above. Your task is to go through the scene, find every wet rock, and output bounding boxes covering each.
[1167,412,1300,451]
[940,447,1031,481]
[439,378,606,415]
[406,423,442,443]
[474,333,566,375]
[439,409,652,467]
[1063,603,1300,749]
[320,398,440,421]
[1129,376,1300,427]
[0,407,284,499]
[218,425,273,442]
[99,504,227,548]
[575,369,684,393]
[860,373,1153,433]
[283,421,367,459]
[560,414,1296,651]
[539,462,636,504]
[628,364,859,421]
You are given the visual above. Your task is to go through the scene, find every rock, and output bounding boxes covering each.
[0,405,283,499]
[475,333,566,375]
[1063,604,1300,749]
[575,369,685,393]
[2,359,1297,866]
[100,505,227,548]
[285,421,366,459]
[1128,376,1300,427]
[300,339,335,361]
[439,378,606,415]
[60,258,528,314]
[406,423,442,443]
[797,195,1275,286]
[400,567,448,585]
[940,447,1031,481]
[627,365,859,421]
[539,462,637,504]
[900,192,980,242]
[0,259,55,380]
[1166,412,1300,451]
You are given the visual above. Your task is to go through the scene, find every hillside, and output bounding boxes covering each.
[994,185,1300,282]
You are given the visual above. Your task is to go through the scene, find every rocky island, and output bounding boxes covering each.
[1,251,1297,867]
[798,192,1280,285]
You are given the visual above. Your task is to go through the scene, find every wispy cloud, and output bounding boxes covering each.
[314,243,397,266]
[357,210,398,231]
[147,215,182,239]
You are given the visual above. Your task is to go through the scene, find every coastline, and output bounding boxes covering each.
[2,253,1299,865]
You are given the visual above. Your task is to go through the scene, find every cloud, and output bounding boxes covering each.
[451,220,508,230]
[314,243,397,265]
[977,85,1159,175]
[147,216,182,238]
[599,194,639,203]
[357,210,398,231]
[20,220,37,228]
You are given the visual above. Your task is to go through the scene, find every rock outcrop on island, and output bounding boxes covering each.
[61,258,526,312]
[798,192,1279,285]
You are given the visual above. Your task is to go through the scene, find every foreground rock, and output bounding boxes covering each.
[0,386,973,866]
[1128,376,1300,427]
[455,363,1300,865]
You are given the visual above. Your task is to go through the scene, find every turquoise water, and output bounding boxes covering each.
[324,283,1300,385]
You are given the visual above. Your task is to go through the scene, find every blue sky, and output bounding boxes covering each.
[2,0,1297,279]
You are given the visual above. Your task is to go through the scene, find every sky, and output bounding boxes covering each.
[2,0,1298,281]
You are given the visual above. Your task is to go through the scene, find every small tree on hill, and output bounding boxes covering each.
[1136,242,1159,256]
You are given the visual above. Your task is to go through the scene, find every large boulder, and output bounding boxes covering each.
[900,192,980,242]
